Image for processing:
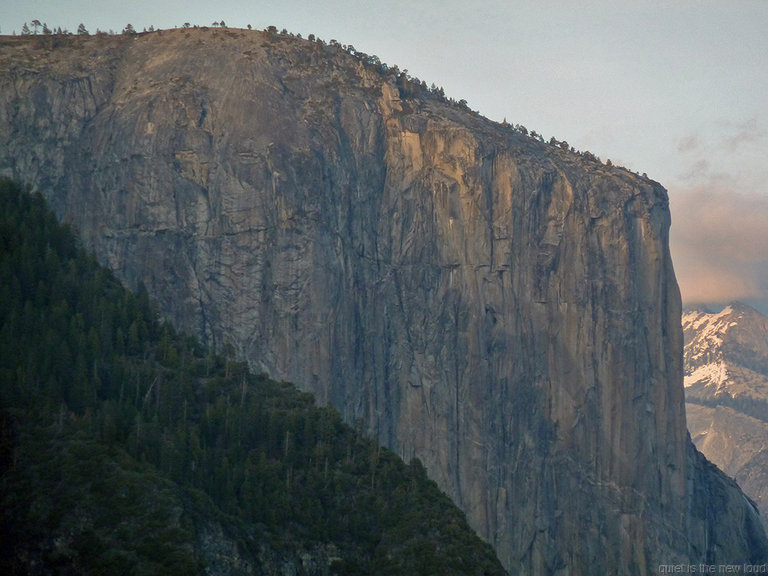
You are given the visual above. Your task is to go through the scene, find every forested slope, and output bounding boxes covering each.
[0,178,505,575]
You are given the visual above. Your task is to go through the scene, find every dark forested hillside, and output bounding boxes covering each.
[0,178,505,575]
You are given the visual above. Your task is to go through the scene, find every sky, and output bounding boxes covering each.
[4,0,768,313]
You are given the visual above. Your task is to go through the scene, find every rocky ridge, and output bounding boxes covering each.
[684,303,768,405]
[683,303,768,520]
[1,28,766,573]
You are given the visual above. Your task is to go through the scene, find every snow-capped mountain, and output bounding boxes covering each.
[684,302,768,521]
[683,302,768,406]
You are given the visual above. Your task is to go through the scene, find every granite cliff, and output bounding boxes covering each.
[1,29,766,573]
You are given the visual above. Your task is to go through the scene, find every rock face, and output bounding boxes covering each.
[687,404,768,522]
[684,303,768,521]
[2,29,766,573]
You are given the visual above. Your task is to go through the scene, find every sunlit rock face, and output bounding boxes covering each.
[2,29,766,574]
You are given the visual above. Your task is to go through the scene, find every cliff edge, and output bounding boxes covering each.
[1,29,765,573]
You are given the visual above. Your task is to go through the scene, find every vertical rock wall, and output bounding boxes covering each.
[1,30,765,573]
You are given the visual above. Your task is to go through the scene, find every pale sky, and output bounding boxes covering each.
[4,0,768,312]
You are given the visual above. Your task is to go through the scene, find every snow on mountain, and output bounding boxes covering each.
[683,302,768,402]
[683,305,738,386]
[684,302,768,523]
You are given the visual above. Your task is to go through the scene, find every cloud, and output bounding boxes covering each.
[677,159,710,183]
[676,134,700,154]
[723,116,767,153]
[669,180,768,311]
[674,117,767,188]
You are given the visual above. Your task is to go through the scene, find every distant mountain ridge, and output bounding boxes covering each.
[684,302,768,519]
[684,302,768,418]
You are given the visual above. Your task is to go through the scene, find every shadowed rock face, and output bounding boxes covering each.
[2,29,766,573]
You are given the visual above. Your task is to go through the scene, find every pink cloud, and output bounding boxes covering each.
[669,181,768,308]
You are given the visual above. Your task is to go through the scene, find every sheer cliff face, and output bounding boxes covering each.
[2,30,765,573]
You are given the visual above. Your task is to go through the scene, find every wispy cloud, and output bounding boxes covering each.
[675,117,767,186]
[723,117,767,153]
[676,134,700,154]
